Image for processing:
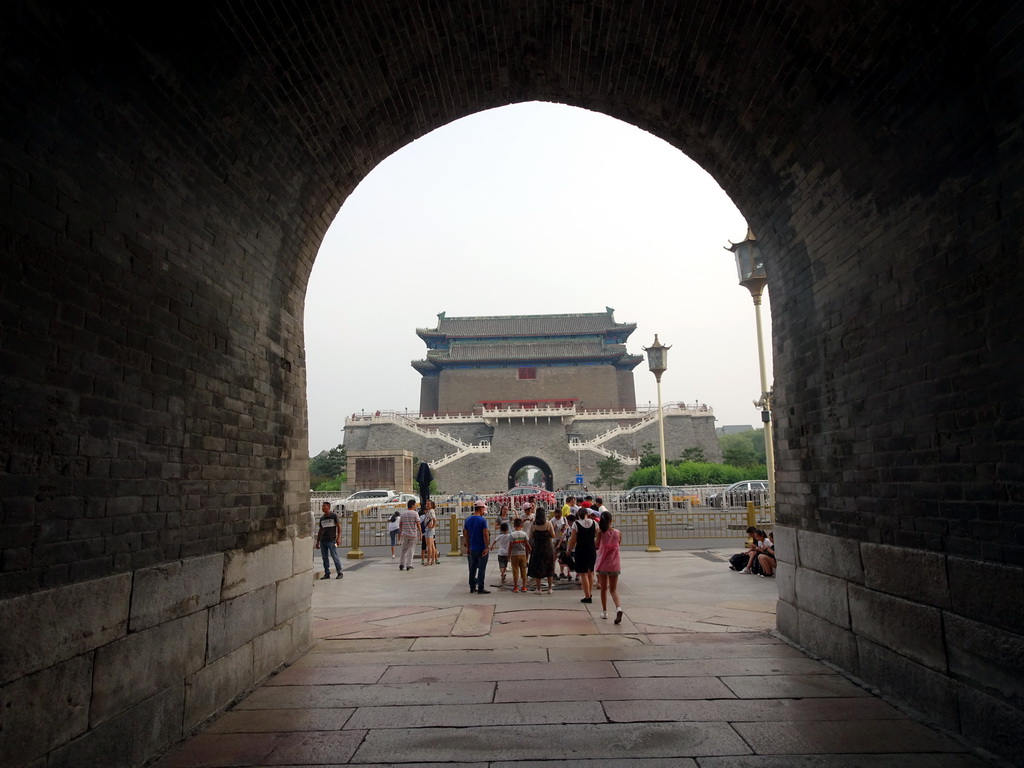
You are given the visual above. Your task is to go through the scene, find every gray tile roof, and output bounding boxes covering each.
[435,339,624,361]
[418,309,635,338]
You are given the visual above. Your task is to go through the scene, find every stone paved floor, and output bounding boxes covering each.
[153,549,1000,767]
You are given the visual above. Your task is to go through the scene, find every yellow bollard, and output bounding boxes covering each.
[448,511,462,557]
[746,502,757,546]
[347,508,364,559]
[645,509,662,552]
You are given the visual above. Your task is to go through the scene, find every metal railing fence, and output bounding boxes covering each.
[321,502,776,557]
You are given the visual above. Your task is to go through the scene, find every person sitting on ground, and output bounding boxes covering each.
[742,529,772,574]
[757,530,776,577]
[730,527,763,573]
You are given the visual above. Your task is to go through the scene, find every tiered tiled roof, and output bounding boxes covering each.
[412,308,642,372]
[418,309,636,340]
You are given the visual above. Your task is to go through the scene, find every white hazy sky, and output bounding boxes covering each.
[304,102,772,456]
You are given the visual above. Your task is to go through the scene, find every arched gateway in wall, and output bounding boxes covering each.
[1,3,1021,765]
[508,457,555,492]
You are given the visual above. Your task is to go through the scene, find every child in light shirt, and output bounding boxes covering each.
[491,522,512,584]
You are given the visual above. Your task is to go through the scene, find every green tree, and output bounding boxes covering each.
[310,444,346,477]
[638,442,660,469]
[719,432,763,467]
[718,429,767,466]
[679,446,705,463]
[310,444,346,489]
[625,461,766,489]
[595,456,626,490]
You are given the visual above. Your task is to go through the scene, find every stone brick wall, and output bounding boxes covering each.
[437,365,625,413]
[0,544,311,767]
[343,411,721,492]
[775,528,1024,759]
[1,1,1021,764]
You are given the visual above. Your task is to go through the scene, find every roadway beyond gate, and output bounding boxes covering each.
[153,550,997,767]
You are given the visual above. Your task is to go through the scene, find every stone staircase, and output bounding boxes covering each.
[372,413,490,469]
[573,407,663,465]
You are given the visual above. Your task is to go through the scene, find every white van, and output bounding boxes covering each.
[331,489,397,515]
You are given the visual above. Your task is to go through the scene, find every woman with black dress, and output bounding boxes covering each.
[567,510,597,603]
[526,507,556,593]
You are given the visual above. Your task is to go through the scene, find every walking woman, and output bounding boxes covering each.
[567,507,597,603]
[595,510,624,623]
[526,506,556,593]
[387,510,401,559]
[423,499,439,565]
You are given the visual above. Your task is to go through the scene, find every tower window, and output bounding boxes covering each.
[518,367,537,380]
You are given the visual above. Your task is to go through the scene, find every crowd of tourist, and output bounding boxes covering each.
[459,495,624,623]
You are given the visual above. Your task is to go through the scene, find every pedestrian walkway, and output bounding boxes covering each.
[154,550,999,767]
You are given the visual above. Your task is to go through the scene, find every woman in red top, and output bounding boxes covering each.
[595,511,623,624]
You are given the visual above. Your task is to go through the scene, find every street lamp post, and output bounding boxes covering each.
[725,228,776,507]
[643,335,671,488]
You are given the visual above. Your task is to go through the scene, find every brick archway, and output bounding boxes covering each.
[2,3,1022,765]
[506,456,555,492]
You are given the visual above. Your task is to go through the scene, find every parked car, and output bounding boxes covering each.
[619,485,674,511]
[705,480,769,508]
[363,492,420,519]
[331,489,397,515]
[487,485,556,510]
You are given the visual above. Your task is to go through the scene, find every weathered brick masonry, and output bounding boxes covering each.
[1,1,1021,765]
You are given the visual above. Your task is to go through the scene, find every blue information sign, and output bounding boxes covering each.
[574,474,584,485]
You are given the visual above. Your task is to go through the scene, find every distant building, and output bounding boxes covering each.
[413,308,642,415]
[716,424,754,436]
[344,309,722,493]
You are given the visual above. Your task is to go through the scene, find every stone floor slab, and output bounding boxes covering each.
[550,642,804,662]
[309,637,413,653]
[324,613,459,639]
[722,674,871,699]
[153,733,282,767]
[411,632,645,651]
[490,761,696,768]
[262,729,365,764]
[267,665,387,685]
[645,631,778,645]
[293,647,551,668]
[236,682,494,709]
[602,697,906,723]
[698,756,992,768]
[150,551,1003,768]
[344,701,607,729]
[731,719,967,755]
[352,722,751,762]
[614,657,830,677]
[495,675,734,702]
[380,659,617,684]
[204,708,354,733]
[451,603,494,636]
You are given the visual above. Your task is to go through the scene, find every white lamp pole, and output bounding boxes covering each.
[725,228,776,507]
[643,335,671,487]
